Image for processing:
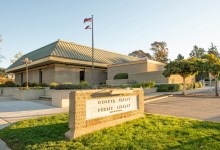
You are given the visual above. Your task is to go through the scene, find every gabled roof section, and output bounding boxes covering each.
[7,40,140,69]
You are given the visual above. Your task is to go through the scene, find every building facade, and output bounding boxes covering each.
[107,60,195,84]
[6,40,139,85]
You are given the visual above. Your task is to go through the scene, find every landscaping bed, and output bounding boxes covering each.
[0,114,219,150]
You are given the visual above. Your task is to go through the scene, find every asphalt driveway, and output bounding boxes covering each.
[145,96,220,122]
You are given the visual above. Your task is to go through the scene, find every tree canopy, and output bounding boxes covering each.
[189,45,205,58]
[128,50,152,59]
[163,59,197,95]
[208,43,219,57]
[202,54,220,96]
[150,41,169,63]
[10,52,23,64]
[176,54,184,60]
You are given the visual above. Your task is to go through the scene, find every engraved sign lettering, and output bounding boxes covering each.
[86,96,138,120]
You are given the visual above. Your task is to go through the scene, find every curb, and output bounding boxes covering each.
[173,95,220,98]
[0,139,11,150]
[144,95,173,103]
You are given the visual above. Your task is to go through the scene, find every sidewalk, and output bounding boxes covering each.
[0,97,68,129]
[144,86,214,100]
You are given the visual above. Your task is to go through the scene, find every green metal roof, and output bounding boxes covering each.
[7,40,140,69]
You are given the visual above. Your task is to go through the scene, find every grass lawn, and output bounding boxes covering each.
[0,113,220,150]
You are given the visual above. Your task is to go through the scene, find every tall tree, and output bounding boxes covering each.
[128,50,152,59]
[176,54,184,60]
[202,54,220,96]
[10,52,23,64]
[189,45,205,58]
[163,60,197,95]
[208,43,219,57]
[150,41,169,63]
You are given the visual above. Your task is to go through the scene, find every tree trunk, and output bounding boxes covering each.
[182,77,186,95]
[215,77,219,96]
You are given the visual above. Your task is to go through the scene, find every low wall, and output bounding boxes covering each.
[13,89,45,100]
[51,90,72,108]
[143,87,157,95]
[45,89,55,97]
[205,81,220,86]
[0,87,19,96]
[65,88,144,139]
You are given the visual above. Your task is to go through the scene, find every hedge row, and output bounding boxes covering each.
[51,81,91,90]
[21,82,48,87]
[0,81,17,87]
[157,82,203,92]
[98,81,155,89]
[113,73,128,80]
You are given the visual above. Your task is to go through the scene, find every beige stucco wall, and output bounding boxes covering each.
[168,75,195,84]
[14,64,107,85]
[85,68,107,85]
[27,69,39,83]
[15,73,22,85]
[147,62,165,72]
[129,71,168,83]
[107,71,196,85]
[54,65,80,84]
[41,66,55,84]
[107,62,148,80]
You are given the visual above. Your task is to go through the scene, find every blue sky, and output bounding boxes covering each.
[1,0,220,68]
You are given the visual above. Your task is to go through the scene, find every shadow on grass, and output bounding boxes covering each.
[0,122,69,150]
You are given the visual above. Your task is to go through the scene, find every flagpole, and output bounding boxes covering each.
[92,15,94,87]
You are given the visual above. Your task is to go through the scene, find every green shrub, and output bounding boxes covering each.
[50,82,59,89]
[4,81,17,87]
[21,82,32,87]
[99,81,106,85]
[194,82,202,88]
[79,81,89,87]
[186,83,193,90]
[39,83,48,87]
[0,83,5,87]
[31,82,39,87]
[130,83,141,88]
[55,83,91,90]
[140,81,155,88]
[63,82,73,85]
[21,82,48,87]
[157,84,183,92]
[114,73,128,80]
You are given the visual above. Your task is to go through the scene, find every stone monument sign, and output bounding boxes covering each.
[65,89,144,139]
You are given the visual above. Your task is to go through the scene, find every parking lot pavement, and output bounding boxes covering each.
[144,96,220,122]
[0,97,68,129]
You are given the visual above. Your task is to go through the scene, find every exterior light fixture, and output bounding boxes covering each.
[22,58,32,88]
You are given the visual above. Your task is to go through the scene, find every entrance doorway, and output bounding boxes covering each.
[80,69,85,82]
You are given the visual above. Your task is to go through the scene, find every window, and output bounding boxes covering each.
[39,69,42,83]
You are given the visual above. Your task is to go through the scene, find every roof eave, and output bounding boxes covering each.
[6,56,109,73]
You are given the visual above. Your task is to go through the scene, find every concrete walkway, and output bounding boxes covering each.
[0,96,68,129]
[0,96,68,150]
[144,86,214,100]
